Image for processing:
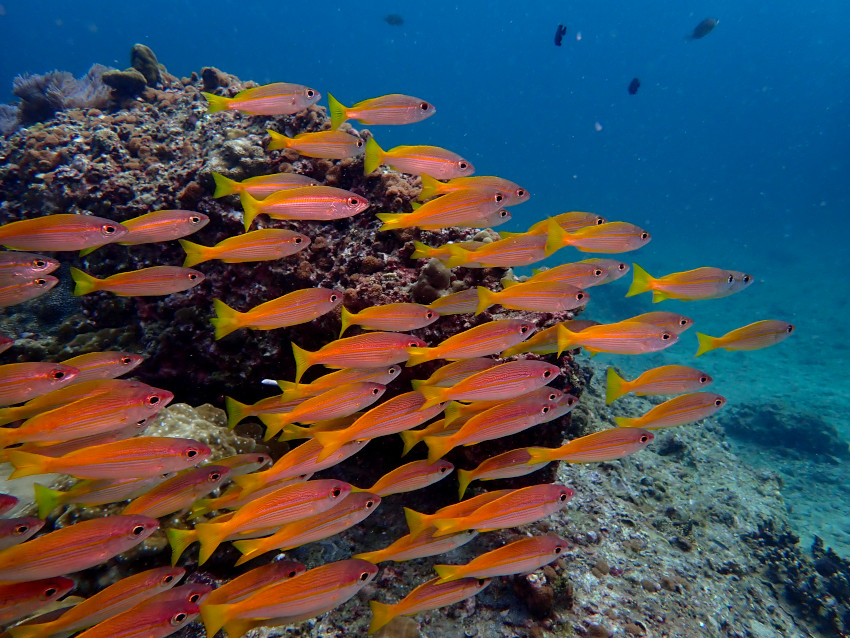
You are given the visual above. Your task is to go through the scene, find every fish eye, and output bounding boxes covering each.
[543,370,552,378]
[554,546,563,554]
[594,269,603,276]
[288,570,298,577]
[640,232,649,240]
[520,325,530,334]
[34,278,48,287]
[576,293,585,301]
[33,259,47,268]
[330,294,339,302]
[559,493,568,502]
[517,189,526,197]
[103,224,117,235]
[408,341,420,347]
[568,397,577,405]
[698,376,709,383]
[188,273,198,281]
[458,161,468,170]
[51,369,66,380]
[596,218,605,225]
[162,575,175,584]
[366,499,376,508]
[494,193,503,203]
[786,325,794,333]
[661,333,671,340]
[171,613,187,625]
[419,102,430,111]
[679,318,689,326]
[499,210,508,218]
[189,593,201,603]
[348,197,360,206]
[331,487,342,497]
[306,89,316,98]
[356,140,364,147]
[294,237,303,244]
[186,448,199,459]
[257,455,266,462]
[372,388,380,395]
[359,571,370,581]
[44,587,58,596]
[121,356,133,364]
[148,395,161,406]
[425,311,435,319]
[617,263,626,271]
[210,472,222,481]
[727,274,734,283]
[14,524,30,534]
[743,274,752,283]
[548,393,558,400]
[132,525,145,536]
[541,406,550,414]
[137,418,147,426]
[714,398,723,406]
[190,216,201,224]
[389,367,398,374]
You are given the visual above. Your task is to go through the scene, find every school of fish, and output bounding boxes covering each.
[0,79,794,637]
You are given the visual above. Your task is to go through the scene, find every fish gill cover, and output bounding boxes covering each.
[0,2,847,637]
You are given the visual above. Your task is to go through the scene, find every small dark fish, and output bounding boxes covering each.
[384,14,404,26]
[554,24,567,46]
[628,78,640,95]
[689,18,718,39]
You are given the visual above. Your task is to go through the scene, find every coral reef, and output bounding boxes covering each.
[9,65,112,128]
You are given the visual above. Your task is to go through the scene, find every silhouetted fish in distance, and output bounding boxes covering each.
[554,24,567,46]
[628,78,640,95]
[384,14,404,26]
[688,18,718,39]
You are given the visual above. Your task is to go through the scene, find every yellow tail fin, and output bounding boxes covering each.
[312,430,347,463]
[199,602,232,638]
[443,402,462,426]
[402,507,429,537]
[410,240,432,260]
[194,522,225,565]
[224,396,249,429]
[417,174,443,201]
[179,239,211,268]
[368,599,397,635]
[363,137,384,175]
[544,218,569,257]
[211,171,239,198]
[695,332,718,357]
[201,92,232,113]
[399,430,420,457]
[375,212,403,231]
[339,306,356,338]
[210,298,245,340]
[33,483,64,519]
[7,450,50,479]
[432,517,461,537]
[443,244,470,269]
[626,263,654,298]
[423,435,455,464]
[78,244,103,257]
[605,367,629,404]
[418,385,447,410]
[239,191,263,232]
[291,342,314,383]
[232,539,265,566]
[69,267,100,296]
[614,416,640,428]
[327,93,348,130]
[266,129,292,151]
[233,473,265,494]
[405,346,434,368]
[433,563,464,583]
[258,413,291,442]
[165,528,198,566]
[456,469,473,500]
[525,447,552,465]
[475,286,496,315]
[556,323,579,357]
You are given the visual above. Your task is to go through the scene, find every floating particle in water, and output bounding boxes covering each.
[628,78,640,95]
[554,24,567,46]
[384,14,404,26]
[576,31,582,41]
[595,121,603,131]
